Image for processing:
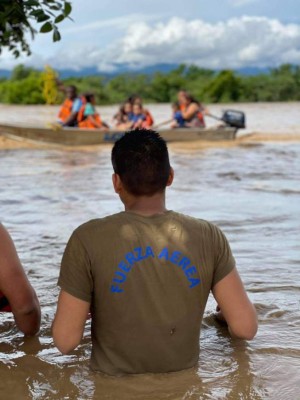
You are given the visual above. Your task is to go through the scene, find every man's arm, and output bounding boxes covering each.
[212,267,258,340]
[62,111,78,127]
[52,290,90,354]
[0,225,41,335]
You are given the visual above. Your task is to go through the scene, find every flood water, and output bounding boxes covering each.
[0,104,300,399]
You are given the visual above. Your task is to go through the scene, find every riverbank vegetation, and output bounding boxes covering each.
[0,63,299,105]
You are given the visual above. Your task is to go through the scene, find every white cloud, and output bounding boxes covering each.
[97,16,300,71]
[1,16,300,72]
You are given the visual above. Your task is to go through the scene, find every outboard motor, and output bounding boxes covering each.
[221,110,246,129]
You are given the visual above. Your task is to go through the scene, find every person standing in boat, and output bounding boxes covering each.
[58,85,83,127]
[177,90,208,128]
[52,129,257,376]
[77,93,109,130]
[0,224,40,335]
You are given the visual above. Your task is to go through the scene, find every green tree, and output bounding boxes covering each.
[204,70,242,103]
[0,0,72,57]
[10,64,36,80]
[0,71,44,104]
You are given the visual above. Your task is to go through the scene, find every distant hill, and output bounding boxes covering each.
[0,64,272,79]
[0,70,10,79]
[58,63,180,78]
[235,67,271,76]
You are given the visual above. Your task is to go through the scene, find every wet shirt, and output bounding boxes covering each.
[58,211,235,375]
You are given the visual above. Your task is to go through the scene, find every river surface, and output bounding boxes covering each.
[0,104,300,399]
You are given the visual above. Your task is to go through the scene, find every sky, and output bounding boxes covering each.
[1,0,300,72]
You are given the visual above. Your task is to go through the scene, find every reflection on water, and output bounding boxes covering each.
[0,141,299,399]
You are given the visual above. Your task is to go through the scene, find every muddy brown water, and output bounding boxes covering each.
[0,104,300,399]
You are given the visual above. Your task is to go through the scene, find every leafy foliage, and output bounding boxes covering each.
[0,63,300,105]
[0,0,72,57]
[41,65,59,104]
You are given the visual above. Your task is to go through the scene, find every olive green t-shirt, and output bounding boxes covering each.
[58,211,235,376]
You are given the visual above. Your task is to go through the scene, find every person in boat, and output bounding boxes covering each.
[113,101,133,130]
[52,129,257,376]
[128,94,154,127]
[0,224,41,335]
[130,103,148,129]
[77,93,108,130]
[177,90,208,128]
[170,101,186,128]
[58,85,83,127]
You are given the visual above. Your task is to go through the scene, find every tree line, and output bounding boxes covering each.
[0,63,299,105]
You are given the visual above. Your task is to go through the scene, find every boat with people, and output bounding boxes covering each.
[0,123,239,146]
[0,87,246,146]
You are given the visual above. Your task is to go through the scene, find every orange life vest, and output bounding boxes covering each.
[180,104,205,127]
[78,115,102,129]
[58,98,74,123]
[196,111,205,127]
[77,103,102,129]
[144,109,154,127]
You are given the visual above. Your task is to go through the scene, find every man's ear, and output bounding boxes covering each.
[112,173,122,194]
[167,167,174,187]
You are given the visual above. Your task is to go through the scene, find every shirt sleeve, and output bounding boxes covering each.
[211,225,236,288]
[58,231,93,302]
[72,98,82,113]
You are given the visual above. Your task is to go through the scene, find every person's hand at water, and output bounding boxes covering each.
[214,305,228,325]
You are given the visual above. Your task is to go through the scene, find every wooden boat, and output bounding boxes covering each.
[0,123,238,146]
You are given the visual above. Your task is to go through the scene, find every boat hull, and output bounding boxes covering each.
[0,124,237,146]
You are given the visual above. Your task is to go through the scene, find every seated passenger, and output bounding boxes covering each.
[113,101,133,130]
[128,95,154,127]
[177,90,208,128]
[77,94,108,130]
[0,224,40,335]
[130,103,147,129]
[58,85,82,127]
[171,102,185,128]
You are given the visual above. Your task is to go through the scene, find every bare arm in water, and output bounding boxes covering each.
[52,290,90,354]
[0,224,41,335]
[212,268,258,340]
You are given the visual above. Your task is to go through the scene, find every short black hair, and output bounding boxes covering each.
[83,92,94,103]
[66,85,77,93]
[111,129,171,196]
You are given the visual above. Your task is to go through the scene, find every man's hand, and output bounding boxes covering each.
[212,268,258,340]
[214,305,227,325]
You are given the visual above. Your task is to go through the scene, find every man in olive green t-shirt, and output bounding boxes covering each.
[52,129,257,376]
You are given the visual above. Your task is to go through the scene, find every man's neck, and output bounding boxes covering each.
[124,193,167,216]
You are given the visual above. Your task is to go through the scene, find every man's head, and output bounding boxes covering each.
[111,129,173,199]
[65,85,77,100]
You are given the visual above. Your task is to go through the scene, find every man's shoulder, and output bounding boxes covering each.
[171,211,217,231]
[73,213,125,237]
